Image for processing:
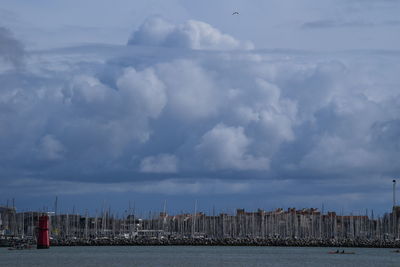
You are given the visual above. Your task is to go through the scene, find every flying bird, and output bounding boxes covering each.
[232,12,239,15]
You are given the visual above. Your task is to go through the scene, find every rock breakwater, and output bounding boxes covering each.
[51,237,400,248]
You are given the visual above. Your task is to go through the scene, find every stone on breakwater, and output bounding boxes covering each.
[50,237,400,248]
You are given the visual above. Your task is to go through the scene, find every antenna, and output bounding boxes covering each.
[393,179,397,207]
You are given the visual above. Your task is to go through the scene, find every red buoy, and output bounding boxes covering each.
[37,215,50,249]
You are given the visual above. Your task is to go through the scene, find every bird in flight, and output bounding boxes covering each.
[232,12,239,15]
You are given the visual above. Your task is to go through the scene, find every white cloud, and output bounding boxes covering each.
[67,75,112,104]
[128,17,254,51]
[300,135,367,171]
[196,124,270,171]
[156,59,219,120]
[117,67,167,119]
[57,67,168,157]
[127,16,175,47]
[38,135,66,160]
[140,154,178,173]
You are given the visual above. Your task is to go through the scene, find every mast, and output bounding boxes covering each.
[21,211,24,238]
[192,200,197,237]
[393,179,397,208]
[54,196,58,239]
[163,200,167,234]
[393,179,397,238]
[85,209,88,239]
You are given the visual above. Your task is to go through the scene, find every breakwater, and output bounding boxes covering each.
[50,237,400,248]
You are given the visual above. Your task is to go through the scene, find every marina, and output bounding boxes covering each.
[1,199,400,248]
[1,1,400,266]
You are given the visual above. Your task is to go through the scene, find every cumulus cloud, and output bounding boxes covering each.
[140,154,178,173]
[299,135,378,173]
[155,59,219,120]
[196,124,270,171]
[56,66,168,161]
[128,17,254,50]
[127,16,175,47]
[116,67,167,119]
[1,19,400,214]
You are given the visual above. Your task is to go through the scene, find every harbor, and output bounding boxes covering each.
[2,181,400,249]
[2,204,400,248]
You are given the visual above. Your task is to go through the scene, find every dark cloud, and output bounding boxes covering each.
[0,27,24,68]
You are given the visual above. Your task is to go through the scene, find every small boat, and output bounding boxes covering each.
[392,249,400,253]
[328,250,355,255]
[8,244,34,250]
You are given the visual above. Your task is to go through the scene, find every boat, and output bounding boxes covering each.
[328,250,355,255]
[8,244,34,250]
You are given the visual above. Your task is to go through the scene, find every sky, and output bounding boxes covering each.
[1,0,400,216]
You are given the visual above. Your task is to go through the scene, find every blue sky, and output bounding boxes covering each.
[1,0,400,215]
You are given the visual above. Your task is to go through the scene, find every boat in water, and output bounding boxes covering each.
[8,244,34,250]
[328,250,355,255]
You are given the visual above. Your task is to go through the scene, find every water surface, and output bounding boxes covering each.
[1,246,399,266]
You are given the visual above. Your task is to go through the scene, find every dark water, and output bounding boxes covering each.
[1,246,399,267]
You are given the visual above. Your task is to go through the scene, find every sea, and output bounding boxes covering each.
[1,246,399,267]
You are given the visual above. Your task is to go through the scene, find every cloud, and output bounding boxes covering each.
[1,177,251,196]
[299,135,378,173]
[0,19,400,214]
[155,59,219,120]
[128,16,254,50]
[302,20,373,29]
[116,67,167,119]
[302,19,400,29]
[140,154,178,173]
[2,175,394,214]
[127,16,176,47]
[37,135,66,161]
[0,27,24,69]
[196,124,270,171]
[56,66,168,160]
